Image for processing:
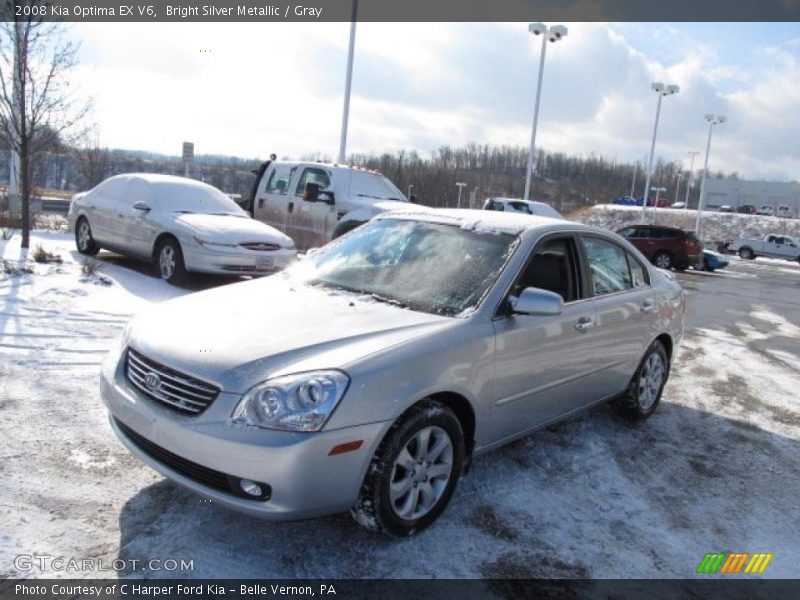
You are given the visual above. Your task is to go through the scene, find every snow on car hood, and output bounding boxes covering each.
[127,275,454,393]
[175,213,293,247]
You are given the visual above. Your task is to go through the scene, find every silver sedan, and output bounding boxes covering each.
[68,173,296,284]
[101,209,685,535]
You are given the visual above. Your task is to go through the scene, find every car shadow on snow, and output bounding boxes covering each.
[113,396,800,579]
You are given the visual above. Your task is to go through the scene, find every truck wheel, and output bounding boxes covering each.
[351,401,465,537]
[653,251,673,270]
[155,237,186,284]
[332,220,363,239]
[738,247,755,260]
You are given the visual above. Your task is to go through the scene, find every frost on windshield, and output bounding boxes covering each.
[296,219,517,316]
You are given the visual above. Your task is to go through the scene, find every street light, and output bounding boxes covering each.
[640,82,680,222]
[456,182,467,208]
[523,22,568,201]
[651,186,667,223]
[685,150,700,208]
[695,114,727,236]
[338,0,358,164]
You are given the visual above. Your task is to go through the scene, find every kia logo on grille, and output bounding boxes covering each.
[144,372,161,391]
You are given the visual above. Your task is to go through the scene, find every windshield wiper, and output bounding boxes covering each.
[368,293,408,309]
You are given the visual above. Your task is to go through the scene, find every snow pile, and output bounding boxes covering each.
[572,204,800,241]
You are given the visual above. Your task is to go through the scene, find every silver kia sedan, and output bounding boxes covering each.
[101,209,685,536]
[68,173,296,284]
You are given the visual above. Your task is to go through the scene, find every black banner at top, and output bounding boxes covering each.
[2,0,800,22]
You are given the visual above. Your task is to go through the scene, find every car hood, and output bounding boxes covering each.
[127,275,455,393]
[175,213,294,247]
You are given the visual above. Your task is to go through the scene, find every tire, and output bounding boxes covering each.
[154,237,186,284]
[614,340,669,421]
[652,251,674,270]
[738,247,755,260]
[332,220,363,239]
[351,401,465,537]
[75,217,99,256]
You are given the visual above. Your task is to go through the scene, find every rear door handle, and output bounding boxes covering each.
[574,316,595,332]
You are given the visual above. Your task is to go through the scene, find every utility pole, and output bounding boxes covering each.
[338,0,358,164]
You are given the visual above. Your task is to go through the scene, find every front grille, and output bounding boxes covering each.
[114,418,270,501]
[239,242,280,251]
[126,348,219,415]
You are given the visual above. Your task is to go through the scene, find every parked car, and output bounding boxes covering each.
[483,197,563,218]
[737,205,757,215]
[248,160,409,250]
[729,234,800,261]
[756,205,774,216]
[102,209,684,536]
[646,197,670,208]
[68,174,296,284]
[616,225,704,270]
[610,196,640,206]
[718,205,734,213]
[670,202,686,209]
[702,250,729,272]
[777,205,794,218]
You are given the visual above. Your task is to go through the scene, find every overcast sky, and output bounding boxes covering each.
[70,22,800,180]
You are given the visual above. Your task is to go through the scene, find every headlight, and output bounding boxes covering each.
[193,236,238,248]
[232,370,349,432]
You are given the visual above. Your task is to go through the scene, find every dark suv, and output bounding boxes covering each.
[616,225,703,270]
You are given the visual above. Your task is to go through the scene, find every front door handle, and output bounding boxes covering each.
[574,316,595,332]
[641,299,657,314]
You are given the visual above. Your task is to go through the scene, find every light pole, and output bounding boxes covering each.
[695,114,727,237]
[640,82,680,222]
[630,161,638,199]
[684,150,700,208]
[407,184,414,202]
[524,22,568,201]
[456,182,467,208]
[673,172,682,205]
[338,0,358,164]
[651,186,666,223]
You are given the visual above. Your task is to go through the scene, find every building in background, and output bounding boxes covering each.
[704,179,799,216]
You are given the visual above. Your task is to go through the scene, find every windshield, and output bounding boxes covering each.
[153,181,247,216]
[291,218,518,316]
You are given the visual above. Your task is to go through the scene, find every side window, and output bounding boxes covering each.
[509,201,532,214]
[766,235,776,243]
[295,167,331,195]
[626,253,649,289]
[265,166,293,195]
[513,236,580,303]
[618,227,636,238]
[581,236,632,296]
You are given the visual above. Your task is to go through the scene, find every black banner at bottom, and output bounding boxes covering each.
[2,579,800,600]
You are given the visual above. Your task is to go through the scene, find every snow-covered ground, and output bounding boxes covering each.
[1,230,798,579]
[573,204,800,243]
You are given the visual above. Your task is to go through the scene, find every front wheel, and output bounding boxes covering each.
[614,340,669,420]
[75,218,99,255]
[351,401,465,536]
[155,238,186,284]
[738,247,755,260]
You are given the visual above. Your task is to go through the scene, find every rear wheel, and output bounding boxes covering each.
[351,401,464,536]
[738,247,755,260]
[155,238,186,284]
[75,218,99,255]
[653,251,673,270]
[614,340,669,420]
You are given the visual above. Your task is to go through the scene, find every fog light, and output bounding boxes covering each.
[239,479,263,497]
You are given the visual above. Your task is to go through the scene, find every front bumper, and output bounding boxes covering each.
[182,245,296,276]
[101,350,387,520]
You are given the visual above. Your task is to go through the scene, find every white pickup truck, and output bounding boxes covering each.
[730,234,800,262]
[246,160,411,249]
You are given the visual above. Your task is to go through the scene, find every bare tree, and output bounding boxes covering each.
[73,124,110,189]
[0,1,89,248]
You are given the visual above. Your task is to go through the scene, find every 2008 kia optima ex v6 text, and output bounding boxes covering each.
[102,208,685,536]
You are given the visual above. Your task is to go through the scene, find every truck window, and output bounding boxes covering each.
[351,171,405,201]
[265,165,294,195]
[295,168,331,195]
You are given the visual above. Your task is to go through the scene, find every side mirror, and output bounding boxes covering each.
[132,201,151,212]
[510,287,563,316]
[303,182,321,202]
[318,190,335,205]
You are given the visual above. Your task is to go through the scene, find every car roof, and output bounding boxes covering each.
[376,207,586,236]
[269,161,386,175]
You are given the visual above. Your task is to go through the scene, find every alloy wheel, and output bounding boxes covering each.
[159,246,176,279]
[389,425,454,520]
[637,352,665,410]
[78,222,91,251]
